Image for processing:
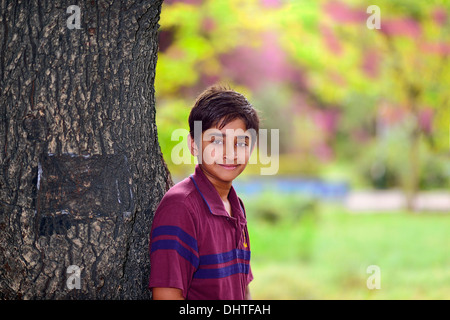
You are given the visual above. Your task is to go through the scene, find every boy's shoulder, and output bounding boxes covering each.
[156,176,198,211]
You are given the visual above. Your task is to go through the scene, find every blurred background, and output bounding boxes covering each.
[154,0,450,299]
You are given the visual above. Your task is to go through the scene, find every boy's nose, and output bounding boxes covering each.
[223,142,237,163]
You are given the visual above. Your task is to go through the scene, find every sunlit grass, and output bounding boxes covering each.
[244,195,450,300]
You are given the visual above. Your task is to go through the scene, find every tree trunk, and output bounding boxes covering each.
[404,86,422,212]
[0,0,171,299]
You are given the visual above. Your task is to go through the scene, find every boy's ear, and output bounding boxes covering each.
[187,133,198,157]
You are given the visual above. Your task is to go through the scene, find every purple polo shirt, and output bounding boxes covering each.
[149,165,253,300]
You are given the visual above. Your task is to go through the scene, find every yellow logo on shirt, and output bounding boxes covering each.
[243,230,248,248]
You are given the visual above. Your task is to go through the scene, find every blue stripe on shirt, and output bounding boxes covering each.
[199,249,250,265]
[151,239,199,268]
[152,225,198,253]
[193,263,250,279]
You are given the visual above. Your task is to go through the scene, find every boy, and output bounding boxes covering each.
[149,85,259,300]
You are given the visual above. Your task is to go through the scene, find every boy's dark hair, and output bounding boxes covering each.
[188,85,259,147]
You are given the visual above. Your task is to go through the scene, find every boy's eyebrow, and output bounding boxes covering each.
[206,132,223,137]
[206,132,250,139]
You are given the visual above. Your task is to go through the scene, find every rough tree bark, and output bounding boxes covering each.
[0,0,171,299]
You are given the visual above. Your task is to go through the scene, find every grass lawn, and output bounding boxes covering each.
[244,197,450,300]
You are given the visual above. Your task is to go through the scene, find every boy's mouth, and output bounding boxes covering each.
[217,164,239,170]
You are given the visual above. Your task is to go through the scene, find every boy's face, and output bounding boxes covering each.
[189,118,253,183]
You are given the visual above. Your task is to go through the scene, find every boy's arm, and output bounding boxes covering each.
[149,201,198,299]
[245,286,251,300]
[152,287,184,300]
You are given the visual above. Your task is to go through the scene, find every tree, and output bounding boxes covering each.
[279,0,450,209]
[0,0,171,299]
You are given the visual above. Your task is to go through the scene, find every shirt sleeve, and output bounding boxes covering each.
[148,200,198,299]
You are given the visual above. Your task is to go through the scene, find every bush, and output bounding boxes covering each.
[243,191,318,224]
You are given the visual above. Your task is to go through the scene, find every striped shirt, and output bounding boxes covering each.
[149,165,252,300]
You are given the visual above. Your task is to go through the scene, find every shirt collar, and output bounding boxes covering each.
[190,165,246,223]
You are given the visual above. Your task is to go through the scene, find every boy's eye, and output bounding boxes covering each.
[212,139,223,145]
[236,138,249,147]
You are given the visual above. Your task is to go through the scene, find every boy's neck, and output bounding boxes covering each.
[199,165,232,201]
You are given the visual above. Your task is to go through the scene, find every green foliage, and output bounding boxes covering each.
[155,99,195,177]
[156,0,450,191]
[354,121,450,189]
[242,191,318,224]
